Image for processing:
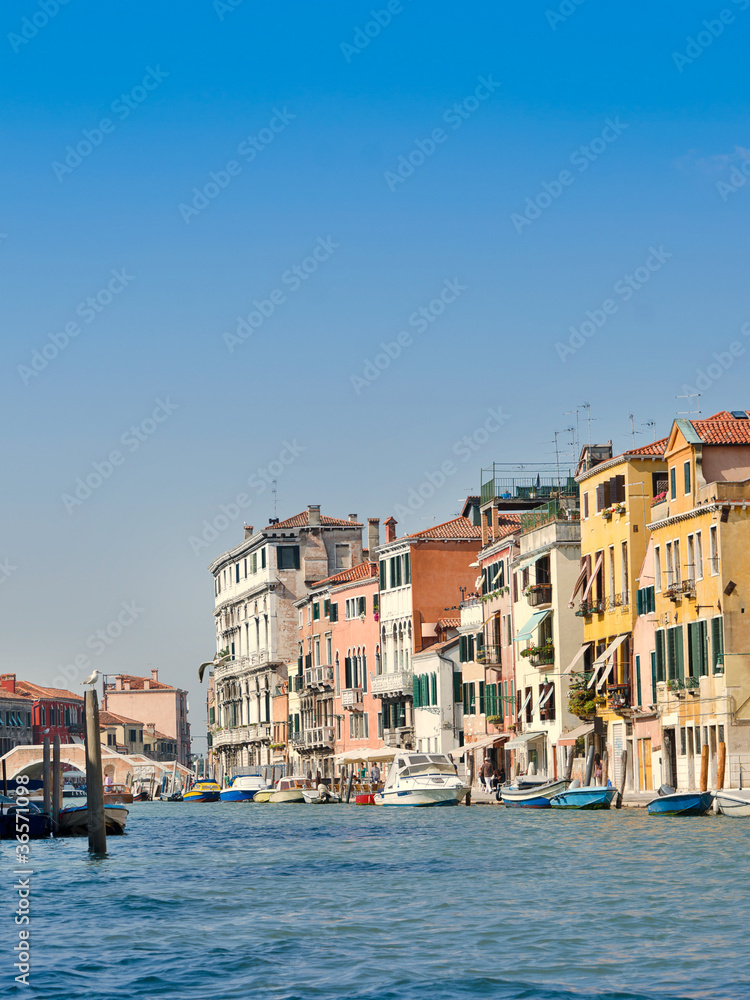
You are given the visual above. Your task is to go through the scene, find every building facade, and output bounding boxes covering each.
[412,636,461,754]
[14,678,84,745]
[0,675,34,755]
[103,669,191,766]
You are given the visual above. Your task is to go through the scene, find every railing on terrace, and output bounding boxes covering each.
[371,670,413,697]
[480,465,578,505]
[296,726,335,748]
[304,665,334,688]
[528,583,553,607]
[342,687,364,709]
[519,500,580,534]
[477,643,502,665]
[606,684,631,712]
[530,648,555,667]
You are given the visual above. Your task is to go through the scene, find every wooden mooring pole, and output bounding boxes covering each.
[584,745,595,787]
[615,748,628,809]
[601,751,609,789]
[84,689,107,854]
[564,746,574,783]
[700,744,709,793]
[345,768,354,804]
[43,738,51,817]
[52,736,61,829]
[717,741,726,790]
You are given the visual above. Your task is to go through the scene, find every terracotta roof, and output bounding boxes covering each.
[402,516,482,541]
[413,636,459,656]
[264,512,362,530]
[99,710,144,728]
[0,690,34,703]
[705,410,750,420]
[689,419,750,444]
[490,513,522,541]
[437,617,460,630]
[107,674,176,691]
[145,729,173,742]
[15,681,83,703]
[625,437,668,457]
[312,561,378,589]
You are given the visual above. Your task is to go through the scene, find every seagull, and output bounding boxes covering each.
[81,669,101,687]
[198,652,231,683]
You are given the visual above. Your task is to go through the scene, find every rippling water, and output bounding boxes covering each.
[15,803,750,1000]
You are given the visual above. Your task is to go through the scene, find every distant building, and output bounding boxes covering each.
[0,675,34,755]
[103,669,190,766]
[99,710,146,755]
[13,677,84,745]
[142,724,179,761]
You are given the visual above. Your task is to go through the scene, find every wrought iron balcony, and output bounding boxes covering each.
[294,726,335,749]
[527,584,552,607]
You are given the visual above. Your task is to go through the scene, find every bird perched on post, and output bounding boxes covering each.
[81,669,101,687]
[198,652,231,683]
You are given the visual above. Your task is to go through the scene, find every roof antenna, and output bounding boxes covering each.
[271,480,278,519]
[676,393,701,417]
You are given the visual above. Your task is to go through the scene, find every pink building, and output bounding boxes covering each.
[103,669,191,766]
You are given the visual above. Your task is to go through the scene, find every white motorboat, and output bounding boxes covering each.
[501,776,568,808]
[57,801,129,835]
[374,753,469,807]
[301,785,341,804]
[715,788,750,817]
[220,774,271,802]
[267,777,309,803]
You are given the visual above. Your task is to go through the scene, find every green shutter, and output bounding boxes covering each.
[655,630,666,683]
[462,682,469,716]
[478,681,485,714]
[699,621,708,677]
[675,625,684,681]
[468,635,475,661]
[635,655,642,706]
[459,636,467,663]
[431,673,437,705]
[684,461,691,494]
[712,617,724,672]
[469,684,476,714]
[637,590,643,616]
[413,676,421,707]
[670,467,676,499]
[380,560,386,589]
[650,651,657,702]
[453,672,462,703]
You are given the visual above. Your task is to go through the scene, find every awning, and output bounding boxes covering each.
[557,723,594,746]
[449,733,508,759]
[514,610,551,642]
[513,554,538,575]
[581,552,603,601]
[504,731,545,750]
[563,643,592,675]
[588,634,628,689]
[539,685,554,709]
[568,557,590,607]
[520,690,532,713]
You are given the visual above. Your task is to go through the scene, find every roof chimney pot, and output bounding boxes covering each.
[308,504,321,526]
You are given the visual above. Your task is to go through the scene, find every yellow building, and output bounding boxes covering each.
[573,439,667,787]
[649,411,750,790]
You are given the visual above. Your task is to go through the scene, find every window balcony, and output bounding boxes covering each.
[304,665,334,689]
[382,726,414,748]
[293,726,335,749]
[212,723,272,748]
[530,649,555,667]
[576,599,604,617]
[478,643,502,666]
[371,670,413,698]
[342,687,364,710]
[527,583,552,607]
[606,684,631,713]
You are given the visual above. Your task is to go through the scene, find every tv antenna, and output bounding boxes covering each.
[271,480,279,518]
[676,393,701,417]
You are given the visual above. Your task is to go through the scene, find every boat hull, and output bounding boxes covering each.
[502,779,568,808]
[57,804,129,836]
[267,789,305,803]
[647,791,714,816]
[375,786,468,807]
[715,790,750,817]
[301,788,341,804]
[253,790,272,803]
[220,789,260,802]
[550,786,618,810]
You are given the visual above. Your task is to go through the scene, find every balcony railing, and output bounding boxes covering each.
[371,670,413,698]
[530,649,555,667]
[576,599,604,617]
[304,665,334,689]
[212,724,272,747]
[606,684,631,712]
[527,583,552,607]
[292,726,335,749]
[478,643,502,666]
[382,726,414,748]
[480,467,577,505]
[342,687,364,710]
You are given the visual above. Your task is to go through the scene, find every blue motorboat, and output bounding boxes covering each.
[0,795,51,840]
[550,786,618,810]
[647,785,714,816]
[220,774,270,802]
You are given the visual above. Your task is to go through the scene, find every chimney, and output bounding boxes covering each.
[349,513,358,522]
[0,673,15,694]
[308,504,321,526]
[384,516,397,543]
[244,524,254,539]
[367,518,380,559]
[151,668,159,682]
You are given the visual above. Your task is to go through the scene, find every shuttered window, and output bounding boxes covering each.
[670,467,676,500]
[358,596,367,616]
[711,616,724,673]
[329,603,338,623]
[344,657,352,688]
[430,673,437,705]
[666,625,684,681]
[412,676,421,707]
[459,636,467,662]
[635,655,642,706]
[684,461,691,494]
[478,681,485,715]
[421,674,429,706]
[453,672,462,703]
[379,561,386,590]
[462,682,469,716]
[655,629,666,683]
[469,684,476,714]
[688,621,708,678]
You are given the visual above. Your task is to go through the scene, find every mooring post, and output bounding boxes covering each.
[716,741,726,790]
[564,746,574,783]
[43,738,51,817]
[584,745,595,787]
[345,768,354,804]
[615,748,628,809]
[700,744,709,792]
[84,689,107,854]
[2,758,7,797]
[601,751,609,789]
[52,736,61,828]
[465,753,474,806]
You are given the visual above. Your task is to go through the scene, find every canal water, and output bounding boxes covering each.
[16,803,750,1000]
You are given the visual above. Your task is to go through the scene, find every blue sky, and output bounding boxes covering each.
[3,1,749,745]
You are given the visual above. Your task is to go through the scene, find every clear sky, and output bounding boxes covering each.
[3,1,749,748]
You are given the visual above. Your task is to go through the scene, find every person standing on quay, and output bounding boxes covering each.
[370,763,380,788]
[481,756,494,793]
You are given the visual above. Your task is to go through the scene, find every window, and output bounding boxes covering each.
[635,655,642,706]
[621,541,628,602]
[695,531,703,580]
[277,546,300,570]
[377,712,383,738]
[655,629,666,683]
[252,552,258,573]
[654,546,662,593]
[379,560,386,590]
[636,586,655,615]
[711,616,724,673]
[431,673,438,706]
[312,602,320,621]
[261,547,266,569]
[673,539,681,586]
[709,526,719,575]
[478,680,485,715]
[244,558,247,578]
[323,599,330,618]
[583,492,589,519]
[329,602,338,623]
[596,480,611,513]
[688,621,708,678]
[686,534,695,583]
[665,542,673,588]
[666,625,684,681]
[235,563,240,583]
[326,635,332,665]
[403,552,411,584]
[389,556,403,589]
[358,596,367,616]
[684,461,691,495]
[335,544,351,570]
[670,466,676,500]
[608,546,615,603]
[129,729,137,743]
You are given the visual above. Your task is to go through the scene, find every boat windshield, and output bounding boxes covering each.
[398,754,456,776]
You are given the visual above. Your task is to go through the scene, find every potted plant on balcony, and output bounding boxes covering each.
[567,673,597,720]
[650,491,667,507]
[486,715,503,727]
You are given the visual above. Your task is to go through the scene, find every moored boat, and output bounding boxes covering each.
[550,785,618,810]
[57,802,129,836]
[267,777,309,803]
[220,774,270,802]
[301,785,341,804]
[183,780,220,802]
[0,795,51,840]
[374,753,469,807]
[501,777,568,808]
[647,786,714,816]
[253,789,273,803]
[104,783,134,805]
[714,789,750,817]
